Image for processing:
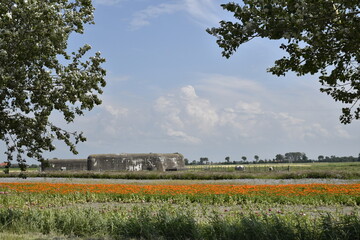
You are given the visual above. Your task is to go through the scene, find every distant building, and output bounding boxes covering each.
[42,153,185,172]
[87,153,184,171]
[43,158,87,171]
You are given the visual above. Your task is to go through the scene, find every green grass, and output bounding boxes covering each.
[188,162,360,172]
[0,162,358,181]
[2,162,360,180]
[0,204,359,240]
[0,167,39,173]
[0,232,73,240]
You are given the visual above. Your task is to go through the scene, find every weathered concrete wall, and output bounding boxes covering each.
[44,159,88,171]
[87,153,185,172]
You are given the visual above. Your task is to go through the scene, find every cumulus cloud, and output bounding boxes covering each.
[154,85,220,144]
[155,96,184,128]
[153,74,351,146]
[78,72,355,153]
[45,74,359,161]
[181,86,219,131]
[154,84,269,143]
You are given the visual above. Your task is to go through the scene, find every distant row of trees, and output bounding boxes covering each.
[185,152,360,165]
[317,155,360,163]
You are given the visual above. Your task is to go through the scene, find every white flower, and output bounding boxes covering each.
[5,12,12,19]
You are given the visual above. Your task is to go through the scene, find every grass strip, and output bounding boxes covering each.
[0,206,359,240]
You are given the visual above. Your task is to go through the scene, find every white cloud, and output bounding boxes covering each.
[94,0,125,6]
[44,76,360,162]
[130,3,183,29]
[154,84,267,143]
[103,104,128,118]
[196,74,266,101]
[130,0,221,30]
[165,128,201,144]
[154,85,221,144]
[88,73,357,155]
[184,0,221,25]
[155,96,184,128]
[335,126,351,139]
[180,86,219,131]
[153,76,349,146]
[235,101,263,115]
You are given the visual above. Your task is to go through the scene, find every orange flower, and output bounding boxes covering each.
[0,182,359,198]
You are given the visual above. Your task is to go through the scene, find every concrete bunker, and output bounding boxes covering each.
[87,153,185,172]
[43,158,88,171]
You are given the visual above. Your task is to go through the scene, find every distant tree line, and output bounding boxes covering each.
[185,152,360,165]
[317,154,360,163]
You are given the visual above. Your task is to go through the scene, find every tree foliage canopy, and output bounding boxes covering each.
[0,0,106,168]
[207,0,360,124]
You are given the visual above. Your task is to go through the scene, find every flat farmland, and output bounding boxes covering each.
[0,162,360,239]
[0,179,360,239]
[186,161,360,172]
[2,161,360,181]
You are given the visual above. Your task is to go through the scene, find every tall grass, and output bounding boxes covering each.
[0,205,359,240]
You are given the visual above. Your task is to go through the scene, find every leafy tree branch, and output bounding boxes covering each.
[207,0,360,123]
[0,0,106,168]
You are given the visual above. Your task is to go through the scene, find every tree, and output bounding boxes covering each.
[284,152,308,163]
[241,156,247,162]
[225,156,230,163]
[275,154,285,162]
[200,157,209,165]
[318,155,325,161]
[0,0,106,169]
[207,1,360,124]
[254,155,259,162]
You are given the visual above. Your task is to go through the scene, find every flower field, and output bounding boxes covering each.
[0,182,359,239]
[1,182,360,205]
[1,182,360,196]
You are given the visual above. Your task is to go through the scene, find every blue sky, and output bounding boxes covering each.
[23,0,360,163]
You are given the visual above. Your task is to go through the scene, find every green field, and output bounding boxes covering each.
[187,161,360,171]
[2,162,360,180]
